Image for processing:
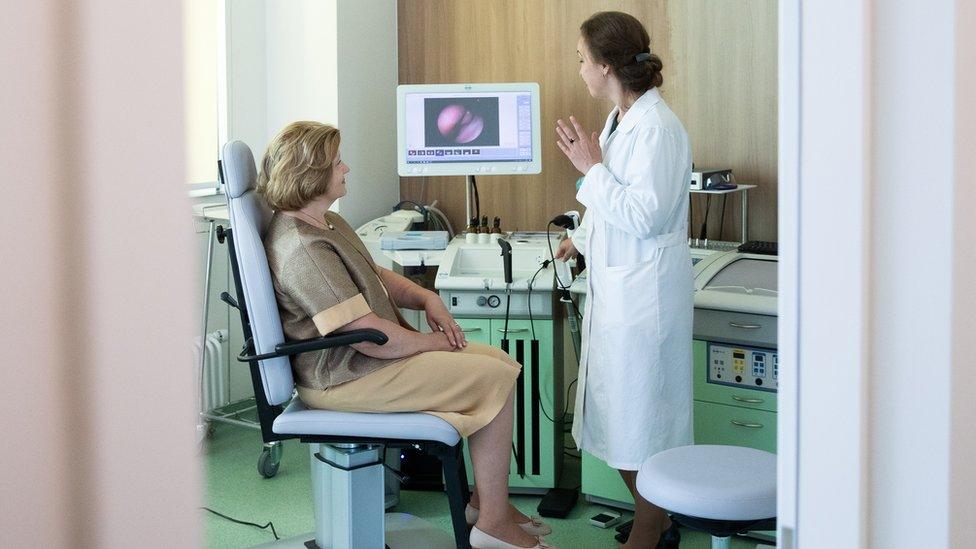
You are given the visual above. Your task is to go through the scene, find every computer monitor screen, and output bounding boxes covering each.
[397,83,542,176]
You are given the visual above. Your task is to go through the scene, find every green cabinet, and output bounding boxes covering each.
[459,317,563,493]
[581,451,634,507]
[693,401,777,453]
[692,339,777,453]
[456,318,490,345]
[692,340,777,413]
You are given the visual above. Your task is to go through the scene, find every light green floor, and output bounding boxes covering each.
[203,422,764,548]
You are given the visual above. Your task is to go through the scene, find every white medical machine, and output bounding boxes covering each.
[435,232,566,493]
[690,247,778,544]
[397,82,565,493]
[693,249,778,392]
[435,232,557,317]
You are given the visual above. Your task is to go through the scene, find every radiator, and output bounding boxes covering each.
[195,329,229,413]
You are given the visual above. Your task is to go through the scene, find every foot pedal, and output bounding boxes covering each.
[536,487,579,518]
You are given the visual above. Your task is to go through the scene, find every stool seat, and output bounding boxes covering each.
[637,445,776,521]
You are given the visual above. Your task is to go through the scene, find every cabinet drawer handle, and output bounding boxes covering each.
[731,395,764,404]
[461,327,482,333]
[730,419,764,429]
[497,328,529,334]
[729,321,762,329]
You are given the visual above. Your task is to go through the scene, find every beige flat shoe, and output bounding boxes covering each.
[469,526,555,549]
[465,503,553,536]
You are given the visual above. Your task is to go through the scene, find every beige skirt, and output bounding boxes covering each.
[296,342,521,437]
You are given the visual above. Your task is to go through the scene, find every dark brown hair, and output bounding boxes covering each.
[580,11,663,93]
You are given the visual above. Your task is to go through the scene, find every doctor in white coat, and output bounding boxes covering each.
[555,11,693,549]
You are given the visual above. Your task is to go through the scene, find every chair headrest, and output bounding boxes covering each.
[221,141,258,199]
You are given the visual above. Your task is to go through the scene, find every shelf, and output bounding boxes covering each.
[690,184,756,195]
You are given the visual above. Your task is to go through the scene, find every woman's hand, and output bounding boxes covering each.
[426,331,458,352]
[423,293,466,349]
[555,115,602,175]
[554,237,579,261]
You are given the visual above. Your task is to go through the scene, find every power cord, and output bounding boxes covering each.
[471,176,481,223]
[699,194,712,240]
[200,507,280,541]
[546,222,583,321]
[527,263,548,342]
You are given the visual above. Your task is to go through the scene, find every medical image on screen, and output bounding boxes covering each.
[424,97,500,147]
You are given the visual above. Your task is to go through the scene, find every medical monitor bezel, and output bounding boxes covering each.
[396,82,542,177]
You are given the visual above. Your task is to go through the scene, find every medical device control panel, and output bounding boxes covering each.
[441,290,553,318]
[707,343,778,393]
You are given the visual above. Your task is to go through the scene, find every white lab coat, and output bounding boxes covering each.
[570,87,694,470]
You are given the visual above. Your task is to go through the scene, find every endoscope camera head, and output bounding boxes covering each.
[497,238,514,284]
[549,214,575,230]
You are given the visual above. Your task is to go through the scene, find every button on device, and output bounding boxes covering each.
[477,296,488,307]
[756,379,763,386]
[451,297,458,306]
[735,375,742,383]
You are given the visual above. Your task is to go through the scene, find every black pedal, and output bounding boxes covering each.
[614,519,633,543]
[737,240,778,256]
[537,487,579,518]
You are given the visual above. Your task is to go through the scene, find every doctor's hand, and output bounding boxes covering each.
[423,293,466,349]
[556,116,602,175]
[554,237,579,261]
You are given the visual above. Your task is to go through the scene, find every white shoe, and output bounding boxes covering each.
[465,503,553,536]
[469,526,555,549]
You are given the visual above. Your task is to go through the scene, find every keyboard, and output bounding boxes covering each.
[737,240,778,256]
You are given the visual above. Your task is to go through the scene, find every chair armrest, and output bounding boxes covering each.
[237,329,389,362]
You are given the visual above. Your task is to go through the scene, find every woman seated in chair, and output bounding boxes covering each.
[258,121,554,549]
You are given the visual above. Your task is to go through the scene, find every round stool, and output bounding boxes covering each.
[637,445,776,549]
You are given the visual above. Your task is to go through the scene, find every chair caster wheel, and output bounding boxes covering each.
[258,442,283,478]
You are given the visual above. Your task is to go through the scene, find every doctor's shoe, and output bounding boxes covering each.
[469,526,555,549]
[466,504,554,536]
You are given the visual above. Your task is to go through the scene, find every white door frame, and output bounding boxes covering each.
[778,0,871,546]
[780,1,976,547]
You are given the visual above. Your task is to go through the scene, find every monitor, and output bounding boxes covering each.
[397,83,542,176]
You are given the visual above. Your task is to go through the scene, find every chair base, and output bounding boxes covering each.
[251,513,455,549]
[672,512,776,539]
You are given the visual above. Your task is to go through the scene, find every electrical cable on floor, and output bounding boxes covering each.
[200,507,280,541]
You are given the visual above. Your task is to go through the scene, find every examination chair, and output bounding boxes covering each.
[218,140,470,549]
[636,445,776,549]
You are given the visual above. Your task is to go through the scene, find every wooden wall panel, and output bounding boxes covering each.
[398,0,777,241]
[669,0,778,241]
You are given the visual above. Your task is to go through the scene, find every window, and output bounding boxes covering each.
[182,0,224,190]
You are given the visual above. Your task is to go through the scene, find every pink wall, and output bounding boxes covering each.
[0,1,200,546]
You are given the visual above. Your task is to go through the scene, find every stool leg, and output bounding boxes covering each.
[710,535,731,549]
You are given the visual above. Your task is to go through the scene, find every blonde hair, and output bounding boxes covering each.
[256,121,341,211]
